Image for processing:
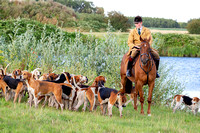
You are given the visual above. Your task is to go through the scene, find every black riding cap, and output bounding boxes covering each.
[134,16,142,22]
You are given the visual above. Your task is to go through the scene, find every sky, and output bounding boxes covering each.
[88,0,200,22]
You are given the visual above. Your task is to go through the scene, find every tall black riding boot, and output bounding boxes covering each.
[126,56,134,77]
[154,58,160,78]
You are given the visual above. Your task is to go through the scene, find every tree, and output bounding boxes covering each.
[107,11,131,32]
[95,7,104,15]
[187,19,200,34]
[54,0,96,13]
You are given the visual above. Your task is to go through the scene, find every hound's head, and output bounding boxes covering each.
[192,97,200,106]
[12,69,22,79]
[71,75,88,85]
[92,76,106,87]
[115,92,127,108]
[22,71,32,80]
[48,73,59,81]
[31,68,41,80]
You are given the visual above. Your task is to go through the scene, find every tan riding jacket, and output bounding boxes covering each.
[127,26,153,54]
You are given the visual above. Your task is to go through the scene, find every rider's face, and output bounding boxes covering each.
[134,22,142,29]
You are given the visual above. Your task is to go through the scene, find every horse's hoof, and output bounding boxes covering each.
[148,114,151,116]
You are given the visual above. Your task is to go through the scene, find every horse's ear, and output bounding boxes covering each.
[147,36,151,43]
[140,36,144,42]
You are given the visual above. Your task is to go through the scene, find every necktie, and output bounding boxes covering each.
[138,28,141,35]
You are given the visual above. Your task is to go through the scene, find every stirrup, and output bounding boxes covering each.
[126,70,131,77]
[156,73,160,78]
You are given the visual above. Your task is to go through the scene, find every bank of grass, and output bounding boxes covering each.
[83,31,200,57]
[0,97,200,132]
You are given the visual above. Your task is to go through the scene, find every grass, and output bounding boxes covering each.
[0,97,200,133]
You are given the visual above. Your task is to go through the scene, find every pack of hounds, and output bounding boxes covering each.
[0,64,199,117]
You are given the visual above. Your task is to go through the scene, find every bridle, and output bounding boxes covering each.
[139,44,154,83]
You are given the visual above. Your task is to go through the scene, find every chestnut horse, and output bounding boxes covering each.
[120,37,156,116]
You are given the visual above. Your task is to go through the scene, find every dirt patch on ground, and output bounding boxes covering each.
[150,29,188,34]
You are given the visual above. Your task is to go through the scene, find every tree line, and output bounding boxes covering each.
[1,0,199,33]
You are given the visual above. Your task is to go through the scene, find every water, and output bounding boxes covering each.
[160,57,200,97]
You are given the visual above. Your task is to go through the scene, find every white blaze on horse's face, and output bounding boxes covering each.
[140,43,150,66]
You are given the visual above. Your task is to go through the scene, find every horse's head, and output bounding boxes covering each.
[140,36,151,66]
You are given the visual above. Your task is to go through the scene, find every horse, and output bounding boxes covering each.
[120,37,156,116]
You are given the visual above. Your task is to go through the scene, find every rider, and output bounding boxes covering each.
[126,16,160,78]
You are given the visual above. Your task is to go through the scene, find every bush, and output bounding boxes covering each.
[77,13,107,31]
[0,18,77,43]
[107,11,131,32]
[0,19,184,105]
[0,0,77,27]
[187,19,200,34]
[152,33,200,57]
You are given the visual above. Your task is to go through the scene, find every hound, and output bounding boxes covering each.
[72,76,106,112]
[21,71,64,111]
[97,85,127,117]
[171,95,200,115]
[0,64,26,103]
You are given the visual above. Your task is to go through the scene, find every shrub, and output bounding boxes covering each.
[187,19,200,34]
[77,13,107,31]
[0,0,77,27]
[152,33,200,57]
[0,19,184,105]
[107,11,131,32]
[0,18,77,43]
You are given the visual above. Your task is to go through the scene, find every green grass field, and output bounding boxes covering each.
[0,97,200,133]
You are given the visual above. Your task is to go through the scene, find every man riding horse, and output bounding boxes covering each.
[126,16,160,78]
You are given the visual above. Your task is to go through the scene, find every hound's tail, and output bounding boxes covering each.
[4,63,10,75]
[171,95,179,108]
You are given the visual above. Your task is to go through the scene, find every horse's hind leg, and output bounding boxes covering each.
[147,82,155,116]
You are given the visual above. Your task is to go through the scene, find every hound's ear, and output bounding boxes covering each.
[28,72,32,79]
[33,74,36,79]
[75,76,80,82]
[197,98,200,102]
[118,89,125,94]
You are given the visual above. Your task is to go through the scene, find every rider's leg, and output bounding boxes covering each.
[150,49,160,78]
[126,49,139,77]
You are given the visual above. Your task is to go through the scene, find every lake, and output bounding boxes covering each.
[160,57,200,97]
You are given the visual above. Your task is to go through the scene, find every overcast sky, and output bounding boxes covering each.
[88,0,200,22]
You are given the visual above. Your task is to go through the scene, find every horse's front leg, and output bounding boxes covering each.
[136,81,144,115]
[134,89,138,111]
[147,81,155,116]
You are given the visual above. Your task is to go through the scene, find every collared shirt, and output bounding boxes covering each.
[138,26,143,34]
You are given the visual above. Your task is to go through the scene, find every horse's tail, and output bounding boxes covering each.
[125,78,133,94]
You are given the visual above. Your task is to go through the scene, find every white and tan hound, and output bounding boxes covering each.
[22,71,64,111]
[171,95,200,114]
[73,76,106,112]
